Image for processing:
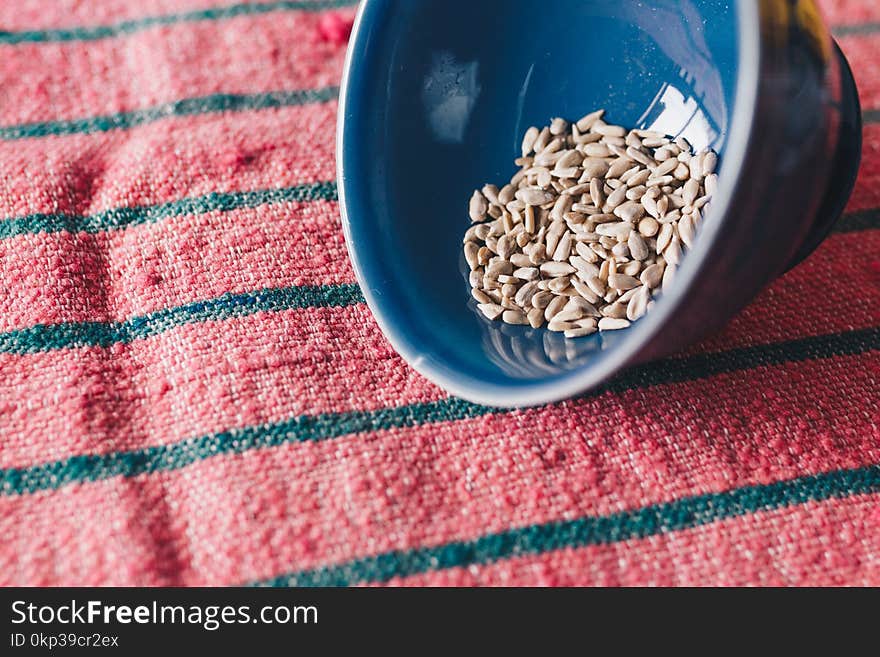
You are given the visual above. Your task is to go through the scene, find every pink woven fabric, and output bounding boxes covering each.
[0,0,878,586]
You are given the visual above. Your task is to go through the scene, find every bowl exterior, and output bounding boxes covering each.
[631,3,860,364]
[338,1,859,406]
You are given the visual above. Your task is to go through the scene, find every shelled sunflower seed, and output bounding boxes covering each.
[463,111,717,338]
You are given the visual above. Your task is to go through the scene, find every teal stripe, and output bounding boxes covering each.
[254,464,880,586]
[1,325,878,496]
[0,87,338,140]
[0,283,364,355]
[0,181,338,239]
[834,22,880,36]
[0,398,487,496]
[0,1,358,44]
[2,185,874,242]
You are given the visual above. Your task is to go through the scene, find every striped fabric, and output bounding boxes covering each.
[0,0,878,587]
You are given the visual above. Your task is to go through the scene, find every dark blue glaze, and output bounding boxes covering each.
[338,0,861,407]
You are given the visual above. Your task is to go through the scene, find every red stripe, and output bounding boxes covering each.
[2,205,876,348]
[844,125,880,212]
[0,10,350,126]
[0,101,337,219]
[0,304,441,469]
[0,1,872,37]
[678,229,880,355]
[837,34,880,112]
[0,228,878,466]
[2,353,878,585]
[388,493,880,586]
[0,1,334,33]
[0,201,349,331]
[820,0,880,26]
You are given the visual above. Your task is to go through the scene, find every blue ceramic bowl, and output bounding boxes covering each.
[338,0,861,407]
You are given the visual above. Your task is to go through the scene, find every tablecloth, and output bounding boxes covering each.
[1,0,878,586]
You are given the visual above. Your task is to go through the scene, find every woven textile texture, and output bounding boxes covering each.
[1,0,879,587]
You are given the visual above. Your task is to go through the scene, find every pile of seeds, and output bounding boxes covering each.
[463,110,718,338]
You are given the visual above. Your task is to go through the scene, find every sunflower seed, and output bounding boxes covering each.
[652,158,679,177]
[621,259,642,277]
[539,261,576,277]
[613,201,646,222]
[514,280,540,307]
[656,195,669,217]
[704,173,718,197]
[557,149,583,169]
[472,288,492,304]
[607,158,635,179]
[678,213,695,248]
[479,303,505,320]
[694,151,711,178]
[547,318,577,332]
[531,291,554,309]
[463,112,716,337]
[575,131,604,145]
[662,262,676,292]
[527,307,545,328]
[611,241,630,259]
[626,185,647,201]
[598,317,630,331]
[600,302,628,319]
[486,259,513,277]
[586,276,606,296]
[499,234,518,259]
[646,175,674,187]
[464,242,480,269]
[701,151,718,176]
[594,123,626,137]
[570,276,600,304]
[528,243,548,265]
[673,162,690,181]
[469,191,488,222]
[576,109,605,131]
[584,143,612,158]
[682,178,700,206]
[521,127,540,156]
[544,295,568,322]
[589,177,606,208]
[626,285,650,321]
[663,235,682,266]
[502,309,529,325]
[512,267,539,281]
[640,262,665,288]
[498,184,516,205]
[656,223,674,253]
[533,127,551,153]
[628,231,650,260]
[564,325,598,338]
[605,185,628,210]
[625,169,651,188]
[550,117,569,136]
[565,296,600,317]
[596,222,632,240]
[516,188,556,206]
[608,273,641,291]
[579,158,610,180]
[626,146,657,168]
[553,308,587,323]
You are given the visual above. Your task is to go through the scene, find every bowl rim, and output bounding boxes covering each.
[337,0,761,408]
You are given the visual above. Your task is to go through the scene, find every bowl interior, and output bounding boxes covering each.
[341,0,743,402]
